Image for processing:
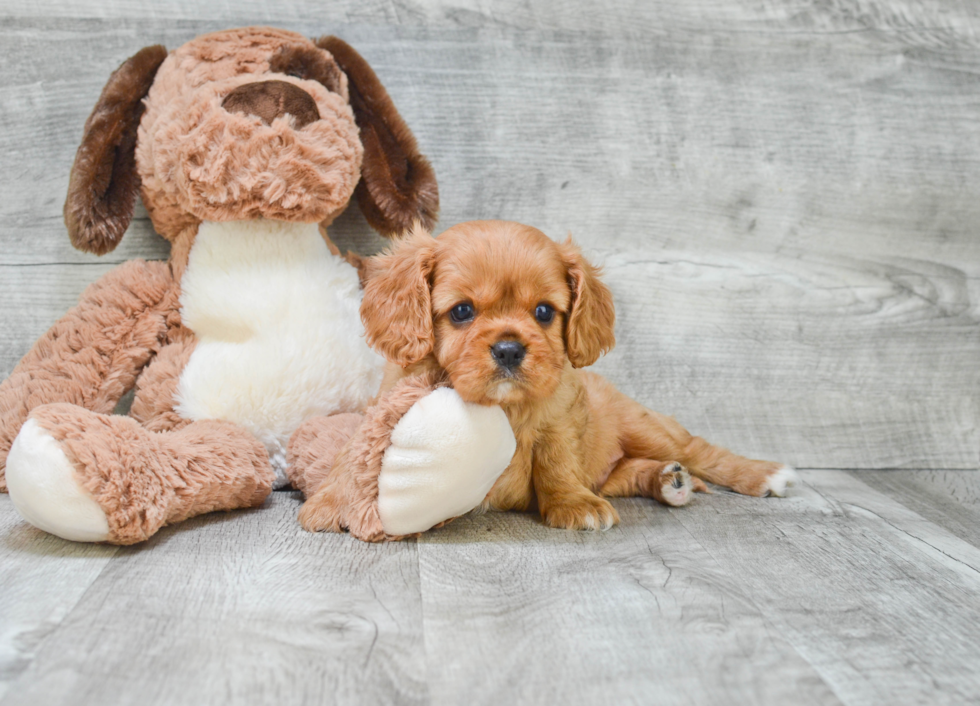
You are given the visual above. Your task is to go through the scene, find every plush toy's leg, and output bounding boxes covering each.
[295,372,516,542]
[0,260,177,489]
[5,403,273,545]
[286,413,364,499]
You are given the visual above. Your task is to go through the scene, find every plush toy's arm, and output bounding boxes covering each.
[0,259,176,485]
[293,371,516,542]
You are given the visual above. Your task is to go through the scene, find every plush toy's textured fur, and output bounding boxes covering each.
[0,260,178,486]
[18,405,273,544]
[176,219,384,484]
[1,27,457,544]
[64,46,168,255]
[317,36,439,235]
[293,371,449,541]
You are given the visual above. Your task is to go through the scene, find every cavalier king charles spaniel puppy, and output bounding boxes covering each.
[359,220,796,531]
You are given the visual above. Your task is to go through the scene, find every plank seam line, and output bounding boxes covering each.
[2,543,120,692]
[666,494,849,705]
[841,501,980,577]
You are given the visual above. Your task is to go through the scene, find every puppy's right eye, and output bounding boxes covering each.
[449,302,475,324]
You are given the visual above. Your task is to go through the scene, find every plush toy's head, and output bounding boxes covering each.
[64,27,439,254]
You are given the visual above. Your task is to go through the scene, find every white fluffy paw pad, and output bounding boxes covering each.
[5,419,110,542]
[660,462,694,507]
[377,388,517,536]
[763,465,799,497]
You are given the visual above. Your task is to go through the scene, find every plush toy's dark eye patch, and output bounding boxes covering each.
[269,45,345,95]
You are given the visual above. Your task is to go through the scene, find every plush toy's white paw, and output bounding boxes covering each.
[6,419,110,542]
[763,465,799,497]
[377,388,516,535]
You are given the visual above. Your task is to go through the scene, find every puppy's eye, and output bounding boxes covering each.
[535,303,555,324]
[449,302,475,324]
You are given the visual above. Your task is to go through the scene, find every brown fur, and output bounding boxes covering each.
[64,45,168,255]
[294,370,449,542]
[269,43,348,98]
[30,404,273,545]
[358,220,787,531]
[221,80,322,129]
[130,336,197,433]
[317,36,439,235]
[1,27,440,542]
[0,260,177,489]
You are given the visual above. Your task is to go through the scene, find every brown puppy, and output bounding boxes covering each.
[359,220,797,530]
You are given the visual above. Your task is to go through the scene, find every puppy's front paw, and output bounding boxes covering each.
[542,494,619,531]
[298,489,344,534]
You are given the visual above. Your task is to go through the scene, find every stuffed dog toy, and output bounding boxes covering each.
[0,27,515,545]
[298,221,797,536]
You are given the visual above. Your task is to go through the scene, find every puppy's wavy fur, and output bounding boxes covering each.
[361,220,793,530]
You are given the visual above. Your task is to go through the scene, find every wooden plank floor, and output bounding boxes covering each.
[2,472,980,705]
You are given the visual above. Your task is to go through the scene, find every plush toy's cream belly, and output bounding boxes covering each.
[176,220,384,483]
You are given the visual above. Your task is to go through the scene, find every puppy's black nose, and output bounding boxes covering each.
[491,341,526,370]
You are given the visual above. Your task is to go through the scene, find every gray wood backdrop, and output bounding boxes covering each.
[1,0,977,471]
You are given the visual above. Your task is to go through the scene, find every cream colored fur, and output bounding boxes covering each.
[6,419,110,542]
[377,387,516,536]
[177,220,385,484]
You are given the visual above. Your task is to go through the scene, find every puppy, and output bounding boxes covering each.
[359,220,796,531]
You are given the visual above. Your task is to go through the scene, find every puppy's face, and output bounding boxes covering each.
[362,220,616,406]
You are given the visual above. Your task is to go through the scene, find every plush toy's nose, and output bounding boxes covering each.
[221,80,320,128]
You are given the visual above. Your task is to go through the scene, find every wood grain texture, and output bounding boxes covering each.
[856,469,980,548]
[415,506,841,706]
[1,2,977,467]
[0,499,117,701]
[6,473,980,705]
[672,470,980,706]
[1,492,428,706]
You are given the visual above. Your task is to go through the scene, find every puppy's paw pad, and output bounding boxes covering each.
[762,465,799,498]
[544,496,619,532]
[659,463,694,507]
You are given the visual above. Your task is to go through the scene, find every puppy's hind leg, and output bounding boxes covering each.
[600,458,707,507]
[616,396,797,498]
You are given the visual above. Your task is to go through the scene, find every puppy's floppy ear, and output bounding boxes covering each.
[315,36,439,237]
[64,45,167,255]
[561,239,616,368]
[361,224,437,366]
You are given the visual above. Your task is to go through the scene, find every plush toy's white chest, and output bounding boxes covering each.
[176,220,384,479]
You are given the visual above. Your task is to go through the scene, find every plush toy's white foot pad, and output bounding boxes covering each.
[377,388,516,536]
[764,465,799,497]
[6,419,110,542]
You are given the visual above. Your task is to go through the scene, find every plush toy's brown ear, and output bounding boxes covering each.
[64,45,167,255]
[315,36,439,237]
[560,239,616,368]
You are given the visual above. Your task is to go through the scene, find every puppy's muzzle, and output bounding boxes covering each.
[491,340,526,371]
[221,80,320,128]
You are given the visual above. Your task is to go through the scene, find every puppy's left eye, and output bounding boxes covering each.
[535,303,555,324]
[450,302,475,324]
